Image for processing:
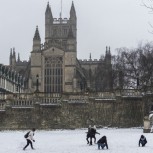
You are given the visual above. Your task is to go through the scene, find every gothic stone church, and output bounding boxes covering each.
[9,2,113,93]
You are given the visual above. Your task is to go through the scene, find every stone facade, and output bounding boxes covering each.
[0,64,25,94]
[0,90,152,130]
[8,2,113,93]
[0,2,131,130]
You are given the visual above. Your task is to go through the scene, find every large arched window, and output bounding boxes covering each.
[44,56,63,93]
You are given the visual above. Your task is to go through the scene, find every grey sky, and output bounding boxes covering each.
[0,0,152,65]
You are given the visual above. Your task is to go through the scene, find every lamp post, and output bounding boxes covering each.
[80,81,83,92]
[18,83,20,98]
[36,74,39,92]
[136,73,139,90]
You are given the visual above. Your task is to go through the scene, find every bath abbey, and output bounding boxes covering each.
[8,2,112,94]
[0,2,153,130]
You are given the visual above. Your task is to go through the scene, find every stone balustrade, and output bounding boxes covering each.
[12,100,34,107]
[39,98,61,104]
[121,89,142,97]
[0,89,150,109]
[0,102,5,110]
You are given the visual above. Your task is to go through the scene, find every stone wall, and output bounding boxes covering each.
[0,92,152,130]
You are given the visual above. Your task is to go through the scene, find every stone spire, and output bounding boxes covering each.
[13,47,16,58]
[33,26,41,51]
[69,1,77,39]
[106,46,111,55]
[90,53,91,60]
[9,48,13,65]
[106,46,108,54]
[108,46,111,54]
[12,47,16,67]
[33,26,41,40]
[105,46,111,65]
[10,48,12,56]
[45,2,53,41]
[70,1,76,19]
[17,53,20,62]
[45,2,53,17]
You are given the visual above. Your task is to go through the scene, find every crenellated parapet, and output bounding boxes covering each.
[53,18,69,24]
[79,59,104,65]
[40,39,66,51]
[16,60,28,66]
[45,1,77,42]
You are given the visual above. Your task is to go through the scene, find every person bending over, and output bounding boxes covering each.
[139,135,147,147]
[97,136,108,150]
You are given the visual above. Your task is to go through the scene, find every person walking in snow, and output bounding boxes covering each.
[139,135,147,147]
[23,128,36,150]
[97,136,108,150]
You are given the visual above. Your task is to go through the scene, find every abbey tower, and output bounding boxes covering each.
[9,2,112,93]
[30,2,77,93]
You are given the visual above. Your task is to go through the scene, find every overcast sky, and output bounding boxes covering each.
[0,0,153,65]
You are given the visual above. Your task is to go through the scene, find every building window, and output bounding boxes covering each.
[44,56,63,93]
[53,29,57,36]
[63,29,67,35]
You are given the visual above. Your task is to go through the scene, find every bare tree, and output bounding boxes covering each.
[113,42,153,91]
[142,0,153,11]
[112,47,139,89]
[142,0,153,33]
[137,42,153,91]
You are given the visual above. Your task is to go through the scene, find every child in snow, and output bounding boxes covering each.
[23,128,36,150]
[97,136,108,149]
[139,135,147,147]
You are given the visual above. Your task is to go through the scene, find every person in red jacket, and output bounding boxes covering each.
[97,136,108,150]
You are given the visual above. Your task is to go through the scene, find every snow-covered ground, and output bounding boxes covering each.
[0,128,153,153]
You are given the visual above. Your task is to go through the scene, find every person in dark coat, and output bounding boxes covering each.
[86,125,92,144]
[86,125,100,145]
[88,125,92,133]
[139,135,147,147]
[97,136,108,149]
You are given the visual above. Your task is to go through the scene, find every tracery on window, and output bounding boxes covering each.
[44,56,63,93]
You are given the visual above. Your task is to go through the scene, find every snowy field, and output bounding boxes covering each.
[1,128,153,153]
